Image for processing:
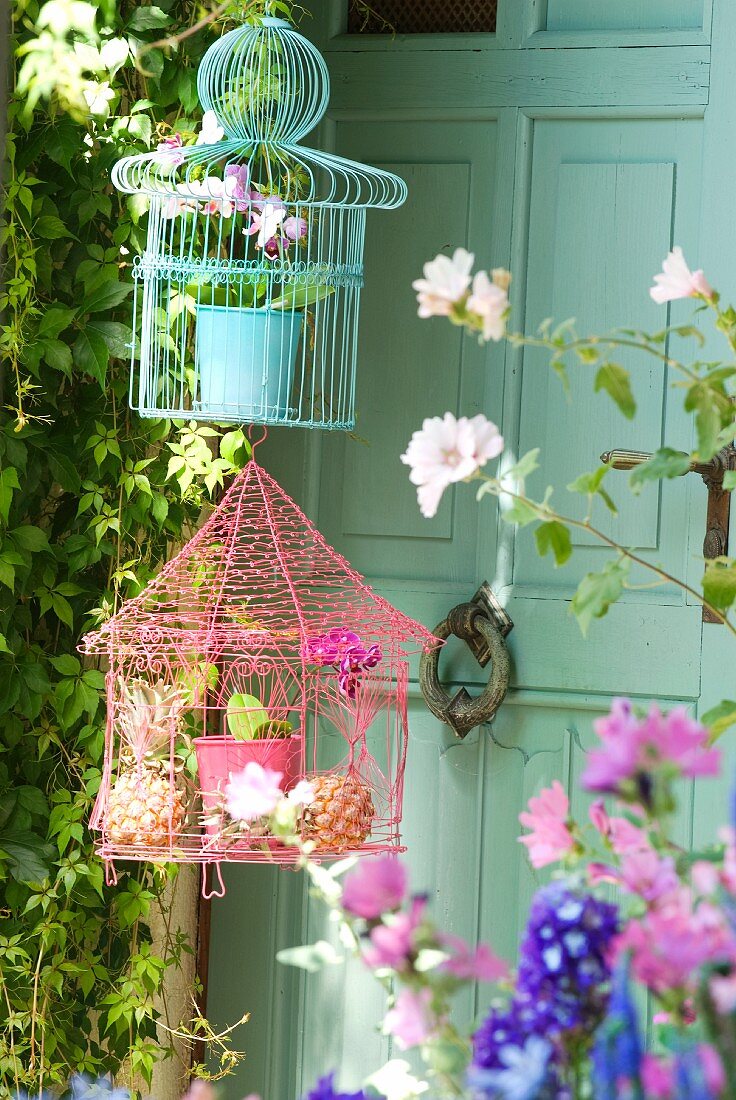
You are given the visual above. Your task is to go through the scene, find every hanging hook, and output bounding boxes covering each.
[202,861,226,899]
[104,860,118,887]
[248,424,269,458]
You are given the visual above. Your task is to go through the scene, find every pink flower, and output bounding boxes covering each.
[225,762,283,822]
[383,988,436,1050]
[283,215,308,241]
[582,698,720,797]
[618,849,679,904]
[588,799,609,834]
[466,269,509,342]
[650,246,713,304]
[156,132,185,167]
[180,1084,216,1100]
[691,859,720,896]
[607,816,651,854]
[401,412,504,519]
[363,897,427,971]
[698,1043,726,1095]
[641,1054,675,1099]
[518,780,575,868]
[437,934,509,982]
[710,968,736,1014]
[413,248,474,318]
[614,888,735,996]
[341,856,409,919]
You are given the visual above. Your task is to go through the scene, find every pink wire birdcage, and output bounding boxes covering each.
[79,446,437,896]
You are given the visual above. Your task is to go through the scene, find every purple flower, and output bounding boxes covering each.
[303,1072,374,1100]
[283,215,308,241]
[471,1001,560,1100]
[341,855,408,919]
[69,1077,130,1100]
[304,629,382,698]
[516,882,619,1033]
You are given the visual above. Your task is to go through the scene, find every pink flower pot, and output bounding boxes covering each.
[194,734,303,838]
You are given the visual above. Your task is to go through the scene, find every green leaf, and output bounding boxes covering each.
[499,495,540,527]
[87,320,134,358]
[0,466,20,525]
[39,306,77,338]
[9,525,49,552]
[49,654,81,676]
[695,403,721,462]
[276,940,343,973]
[504,449,540,482]
[594,363,636,419]
[227,693,270,740]
[270,285,335,311]
[35,215,76,240]
[0,830,52,883]
[629,448,691,490]
[703,559,736,612]
[571,559,630,636]
[83,277,133,314]
[128,5,170,30]
[73,329,109,388]
[534,521,572,566]
[701,700,736,741]
[49,452,82,492]
[219,428,250,467]
[41,339,73,376]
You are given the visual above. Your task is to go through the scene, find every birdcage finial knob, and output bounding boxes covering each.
[196,19,330,144]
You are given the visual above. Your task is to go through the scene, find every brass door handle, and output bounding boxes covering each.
[601,444,736,623]
[419,582,513,739]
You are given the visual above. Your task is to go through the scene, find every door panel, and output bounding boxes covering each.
[545,0,703,32]
[206,3,723,1096]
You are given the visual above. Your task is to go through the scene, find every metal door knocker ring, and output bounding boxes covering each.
[419,582,513,739]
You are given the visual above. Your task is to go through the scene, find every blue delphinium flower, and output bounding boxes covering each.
[591,958,644,1100]
[470,1000,561,1100]
[673,1047,718,1100]
[516,882,619,1033]
[468,1032,555,1100]
[304,1071,375,1100]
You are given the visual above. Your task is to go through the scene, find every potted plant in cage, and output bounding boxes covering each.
[194,691,303,840]
[162,148,333,419]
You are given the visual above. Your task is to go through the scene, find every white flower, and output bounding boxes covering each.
[255,201,286,249]
[401,412,504,519]
[650,246,713,304]
[224,762,283,822]
[467,269,509,341]
[412,248,474,318]
[100,37,129,73]
[287,780,316,807]
[364,1060,429,1100]
[82,80,115,117]
[197,109,225,145]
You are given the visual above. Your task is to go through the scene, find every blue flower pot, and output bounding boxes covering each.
[194,304,303,421]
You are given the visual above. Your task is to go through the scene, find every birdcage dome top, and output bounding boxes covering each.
[111,17,406,209]
[80,460,436,657]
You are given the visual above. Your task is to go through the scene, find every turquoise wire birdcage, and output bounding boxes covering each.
[111,16,406,429]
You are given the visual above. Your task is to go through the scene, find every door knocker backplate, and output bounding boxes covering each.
[419,582,513,739]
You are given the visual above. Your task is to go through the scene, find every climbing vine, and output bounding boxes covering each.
[0,0,299,1092]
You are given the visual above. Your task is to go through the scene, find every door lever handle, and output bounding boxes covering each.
[419,582,513,739]
[600,448,728,480]
[601,444,736,623]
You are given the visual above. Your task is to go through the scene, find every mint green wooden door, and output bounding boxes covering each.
[206,2,735,1095]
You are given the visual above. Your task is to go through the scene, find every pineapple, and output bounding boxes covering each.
[107,679,186,848]
[302,773,375,851]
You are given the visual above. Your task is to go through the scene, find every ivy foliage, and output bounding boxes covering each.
[0,0,299,1090]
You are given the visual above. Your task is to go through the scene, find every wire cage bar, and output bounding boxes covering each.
[112,16,406,429]
[80,456,437,890]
